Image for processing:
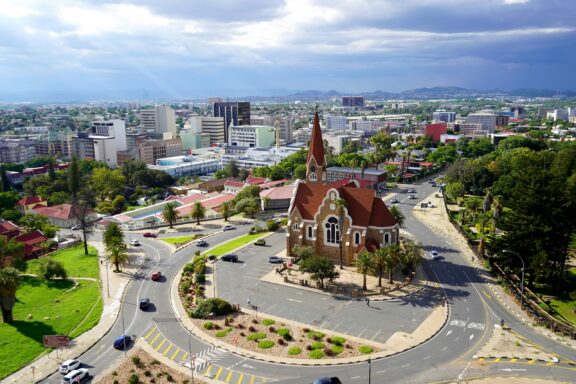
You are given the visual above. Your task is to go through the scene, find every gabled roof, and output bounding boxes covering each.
[357,238,380,253]
[259,179,289,189]
[260,185,295,200]
[176,194,205,205]
[245,175,267,185]
[307,111,325,167]
[14,230,47,245]
[32,204,94,221]
[0,221,20,235]
[18,196,45,206]
[225,180,246,188]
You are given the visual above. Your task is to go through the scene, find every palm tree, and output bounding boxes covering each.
[389,205,405,227]
[221,201,232,221]
[162,202,178,228]
[400,240,422,274]
[371,248,388,288]
[107,244,129,272]
[335,198,347,269]
[360,160,367,180]
[492,196,503,237]
[103,223,124,254]
[384,244,401,284]
[0,267,20,323]
[478,190,493,257]
[464,198,481,223]
[350,159,358,179]
[191,202,206,225]
[356,251,374,291]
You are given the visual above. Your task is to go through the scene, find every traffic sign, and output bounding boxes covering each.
[43,335,70,348]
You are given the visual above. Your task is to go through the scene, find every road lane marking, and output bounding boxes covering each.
[204,364,213,375]
[181,352,188,361]
[162,344,173,356]
[286,298,302,303]
[144,328,157,340]
[455,337,460,341]
[214,367,224,380]
[469,335,475,340]
[225,370,233,382]
[237,373,244,384]
[441,346,447,351]
[171,349,180,360]
[401,364,410,368]
[446,330,452,336]
[149,333,161,346]
[494,358,500,362]
[371,329,382,340]
[510,358,518,363]
[528,359,536,364]
[249,376,255,384]
[483,291,492,300]
[545,362,554,366]
[423,356,431,360]
[155,339,166,351]
[376,370,387,373]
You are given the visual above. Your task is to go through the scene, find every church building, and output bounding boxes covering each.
[286,111,399,266]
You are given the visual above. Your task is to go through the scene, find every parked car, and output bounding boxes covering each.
[407,188,416,193]
[430,250,441,260]
[113,335,131,350]
[139,298,150,310]
[143,232,157,238]
[312,378,342,384]
[70,225,81,230]
[130,239,140,246]
[196,239,208,247]
[268,256,283,264]
[255,239,266,246]
[61,368,89,383]
[379,186,391,191]
[151,271,161,281]
[59,359,81,374]
[390,198,400,204]
[222,225,235,231]
[409,194,416,199]
[221,254,238,262]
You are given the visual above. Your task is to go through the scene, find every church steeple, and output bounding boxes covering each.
[306,109,326,183]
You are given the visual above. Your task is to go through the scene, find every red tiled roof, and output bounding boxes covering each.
[201,193,235,209]
[18,196,45,206]
[307,111,325,167]
[245,175,267,185]
[260,185,295,200]
[176,194,205,205]
[14,230,48,245]
[0,221,20,234]
[33,204,93,220]
[225,180,246,188]
[327,179,373,189]
[290,182,331,220]
[259,179,288,189]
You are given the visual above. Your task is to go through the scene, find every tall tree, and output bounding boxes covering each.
[0,238,24,269]
[103,222,124,254]
[356,251,374,291]
[371,248,388,288]
[107,244,129,273]
[0,164,10,192]
[384,244,402,284]
[162,203,178,228]
[68,155,80,199]
[335,198,347,269]
[75,185,96,255]
[299,256,339,289]
[221,201,232,222]
[492,196,503,237]
[478,190,493,257]
[191,202,206,225]
[0,267,20,323]
[388,205,405,227]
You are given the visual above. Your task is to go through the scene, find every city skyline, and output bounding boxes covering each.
[1,0,575,101]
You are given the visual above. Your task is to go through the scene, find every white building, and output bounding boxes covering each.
[92,136,117,167]
[547,108,569,122]
[187,116,225,145]
[432,110,456,123]
[326,115,348,131]
[466,112,496,133]
[139,106,177,137]
[92,119,127,151]
[221,145,304,168]
[228,125,275,148]
[148,155,219,178]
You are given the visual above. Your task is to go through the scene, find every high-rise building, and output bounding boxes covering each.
[213,102,251,142]
[547,108,569,122]
[138,106,177,137]
[432,110,457,123]
[424,123,447,143]
[0,139,36,164]
[92,119,127,151]
[228,125,275,148]
[326,115,347,131]
[92,136,117,168]
[466,112,496,133]
[138,138,182,165]
[342,96,365,108]
[188,116,225,145]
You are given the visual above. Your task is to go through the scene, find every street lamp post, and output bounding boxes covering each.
[502,250,525,309]
[368,356,372,384]
[188,333,194,384]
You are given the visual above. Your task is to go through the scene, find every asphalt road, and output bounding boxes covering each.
[42,182,576,384]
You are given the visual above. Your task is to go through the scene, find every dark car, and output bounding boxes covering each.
[151,271,161,281]
[139,298,150,310]
[255,239,266,246]
[143,232,157,238]
[312,378,342,384]
[113,335,131,350]
[221,254,238,262]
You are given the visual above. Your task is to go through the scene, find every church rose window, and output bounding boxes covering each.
[325,217,340,244]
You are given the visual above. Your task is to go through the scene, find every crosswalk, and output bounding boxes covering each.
[143,325,272,383]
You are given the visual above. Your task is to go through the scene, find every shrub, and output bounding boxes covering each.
[345,343,352,349]
[258,340,275,349]
[277,328,292,340]
[331,336,346,346]
[180,281,191,294]
[266,220,279,231]
[277,338,285,345]
[248,326,257,332]
[240,332,246,337]
[288,347,302,355]
[307,330,325,340]
[323,347,334,357]
[331,345,344,354]
[305,345,313,351]
[203,321,214,330]
[190,298,234,318]
[303,327,310,333]
[144,370,152,377]
[183,263,195,273]
[213,324,221,330]
[128,374,139,384]
[226,316,234,323]
[36,259,67,280]
[207,254,216,260]
[268,326,276,333]
[308,350,325,359]
[252,319,259,324]
[150,359,160,365]
[131,356,142,367]
[216,328,232,338]
[359,345,374,354]
[236,323,245,329]
[311,342,325,350]
[113,380,119,384]
[195,272,206,284]
[247,332,267,341]
[262,319,276,326]
[165,373,174,382]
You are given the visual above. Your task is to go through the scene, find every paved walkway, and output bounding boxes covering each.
[2,241,145,384]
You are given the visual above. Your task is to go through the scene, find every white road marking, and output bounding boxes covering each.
[469,334,475,340]
[371,330,382,340]
[357,327,368,338]
[401,363,410,368]
[423,355,431,360]
[242,364,255,369]
[350,376,361,380]
[446,330,453,336]
[441,346,447,351]
[286,298,302,303]
[501,368,526,372]
[375,370,387,374]
[455,337,460,341]
[239,264,247,269]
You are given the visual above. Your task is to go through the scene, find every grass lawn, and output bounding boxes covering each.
[0,277,102,379]
[26,245,100,279]
[161,234,201,247]
[201,232,268,257]
[533,267,576,326]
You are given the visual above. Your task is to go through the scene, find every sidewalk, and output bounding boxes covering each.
[2,241,145,384]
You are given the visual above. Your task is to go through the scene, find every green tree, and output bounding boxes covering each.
[356,251,374,291]
[0,267,20,323]
[464,198,481,223]
[383,244,401,284]
[291,244,314,261]
[91,168,125,202]
[478,190,493,256]
[0,237,25,269]
[221,201,232,222]
[68,155,80,199]
[400,240,422,273]
[191,201,206,225]
[37,259,67,280]
[162,203,179,228]
[103,223,128,272]
[299,256,339,289]
[107,243,129,273]
[371,248,388,288]
[389,205,405,227]
[234,185,261,203]
[235,197,260,218]
[0,191,20,214]
[445,181,465,203]
[0,164,10,192]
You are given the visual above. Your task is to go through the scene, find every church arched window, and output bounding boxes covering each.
[325,217,340,244]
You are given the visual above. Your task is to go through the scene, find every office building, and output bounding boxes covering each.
[496,115,510,128]
[0,139,36,164]
[180,130,211,151]
[92,136,117,167]
[510,106,525,119]
[72,133,96,160]
[432,110,457,123]
[466,112,496,133]
[424,123,447,143]
[213,102,251,142]
[326,115,347,131]
[547,109,569,122]
[342,96,365,108]
[92,119,127,151]
[138,138,182,165]
[148,155,219,178]
[228,125,275,148]
[188,116,226,145]
[139,106,177,136]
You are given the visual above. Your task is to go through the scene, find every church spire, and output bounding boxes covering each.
[306,108,326,183]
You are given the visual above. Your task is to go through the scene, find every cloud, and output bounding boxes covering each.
[501,0,530,4]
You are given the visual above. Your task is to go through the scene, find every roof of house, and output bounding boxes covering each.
[225,180,246,188]
[32,204,93,221]
[245,175,268,185]
[0,221,20,235]
[14,230,48,245]
[199,177,237,189]
[259,179,289,189]
[307,111,326,167]
[260,185,295,200]
[18,196,45,206]
[176,193,206,205]
[290,183,397,228]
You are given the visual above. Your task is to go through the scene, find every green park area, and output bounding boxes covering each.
[532,267,576,326]
[0,245,102,379]
[202,232,268,257]
[161,234,202,247]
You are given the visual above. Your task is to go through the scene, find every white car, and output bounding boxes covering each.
[130,239,140,246]
[59,359,81,374]
[61,368,89,384]
[430,250,441,260]
[222,225,235,231]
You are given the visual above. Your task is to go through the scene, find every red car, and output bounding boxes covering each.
[151,271,161,281]
[143,232,157,238]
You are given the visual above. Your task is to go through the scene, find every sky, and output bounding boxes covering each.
[0,0,575,101]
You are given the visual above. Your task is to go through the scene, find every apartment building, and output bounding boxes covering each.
[138,138,182,164]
